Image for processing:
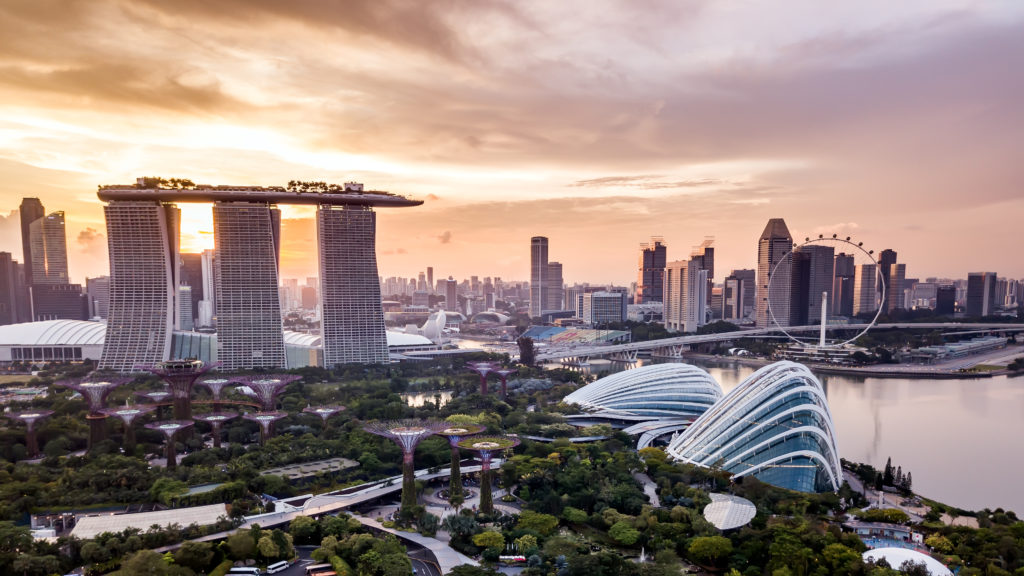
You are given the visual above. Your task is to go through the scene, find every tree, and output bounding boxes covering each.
[258,535,280,560]
[689,536,732,567]
[226,531,256,560]
[119,550,191,575]
[514,534,538,555]
[472,530,505,549]
[173,541,214,573]
[562,507,589,524]
[289,515,320,545]
[443,514,480,539]
[883,457,894,486]
[925,534,954,554]
[517,337,536,366]
[517,510,559,536]
[608,521,640,546]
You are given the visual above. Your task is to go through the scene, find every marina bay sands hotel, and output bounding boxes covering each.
[97,179,421,373]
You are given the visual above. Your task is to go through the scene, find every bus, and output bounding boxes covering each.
[227,568,262,576]
[304,564,335,575]
[267,561,291,574]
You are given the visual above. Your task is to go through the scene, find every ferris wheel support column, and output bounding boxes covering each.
[819,291,828,348]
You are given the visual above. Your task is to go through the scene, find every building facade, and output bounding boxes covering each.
[529,236,548,318]
[966,272,997,317]
[636,237,667,304]
[213,202,286,370]
[664,258,708,333]
[756,219,793,328]
[853,263,878,315]
[317,205,389,366]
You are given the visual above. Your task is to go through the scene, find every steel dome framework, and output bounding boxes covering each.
[563,363,723,420]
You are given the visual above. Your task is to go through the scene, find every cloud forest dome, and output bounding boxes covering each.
[666,361,842,493]
[563,363,723,419]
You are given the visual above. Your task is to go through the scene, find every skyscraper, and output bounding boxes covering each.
[636,237,667,304]
[199,249,216,327]
[426,267,434,294]
[444,276,458,312]
[214,202,286,370]
[29,212,69,286]
[19,198,44,286]
[966,272,997,317]
[0,253,19,326]
[792,244,834,325]
[664,259,708,333]
[530,236,548,318]
[832,253,855,317]
[853,264,878,315]
[86,276,110,319]
[878,249,905,313]
[179,253,204,326]
[756,218,793,328]
[99,201,179,372]
[545,262,564,312]
[318,205,389,366]
[723,269,755,320]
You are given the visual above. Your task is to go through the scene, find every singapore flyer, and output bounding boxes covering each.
[765,234,885,348]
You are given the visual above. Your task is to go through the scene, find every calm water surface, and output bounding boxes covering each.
[569,358,1024,514]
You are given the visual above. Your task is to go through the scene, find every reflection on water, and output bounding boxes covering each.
[401,390,454,408]
[551,357,1024,514]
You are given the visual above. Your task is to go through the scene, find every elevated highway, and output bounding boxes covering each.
[533,323,1024,363]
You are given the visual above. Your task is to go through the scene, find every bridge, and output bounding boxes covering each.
[533,323,1024,363]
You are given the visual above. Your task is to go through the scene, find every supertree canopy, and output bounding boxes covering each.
[193,412,240,448]
[234,375,301,411]
[99,405,156,453]
[144,420,194,469]
[56,375,131,450]
[492,368,516,398]
[364,419,448,511]
[142,360,219,421]
[437,424,486,501]
[456,435,521,514]
[242,411,287,444]
[467,361,499,395]
[302,405,345,424]
[196,377,239,408]
[9,410,55,458]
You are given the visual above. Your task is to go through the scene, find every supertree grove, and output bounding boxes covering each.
[234,375,301,411]
[195,377,239,410]
[242,411,287,444]
[193,412,240,448]
[437,424,486,502]
[99,405,156,453]
[492,368,516,398]
[141,360,219,421]
[363,419,448,512]
[144,420,194,469]
[457,435,520,514]
[56,376,130,450]
[467,361,499,395]
[9,410,55,458]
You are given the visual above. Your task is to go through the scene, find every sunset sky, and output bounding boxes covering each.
[0,0,1022,285]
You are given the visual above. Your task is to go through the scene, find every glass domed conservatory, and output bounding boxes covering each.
[666,361,842,493]
[563,363,723,420]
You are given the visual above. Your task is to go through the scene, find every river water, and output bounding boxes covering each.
[556,358,1024,514]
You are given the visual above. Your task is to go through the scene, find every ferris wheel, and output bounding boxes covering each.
[765,234,884,348]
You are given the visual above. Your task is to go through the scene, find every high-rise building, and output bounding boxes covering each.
[19,198,45,286]
[0,253,20,326]
[28,211,69,286]
[100,201,180,372]
[318,206,389,366]
[664,257,708,333]
[582,291,626,325]
[530,236,548,318]
[214,202,285,370]
[199,249,216,325]
[853,264,878,315]
[832,253,855,317]
[86,276,110,319]
[935,285,956,315]
[444,276,458,312]
[426,267,434,294]
[791,244,834,325]
[178,285,194,331]
[636,237,667,304]
[756,219,792,328]
[966,272,997,318]
[545,262,563,312]
[179,253,204,326]
[300,286,317,310]
[878,249,905,313]
[723,269,755,320]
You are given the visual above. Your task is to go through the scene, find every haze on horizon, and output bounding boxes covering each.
[0,0,1022,285]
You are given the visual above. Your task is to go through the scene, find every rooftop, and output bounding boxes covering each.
[703,493,757,530]
[70,503,228,539]
[97,183,422,208]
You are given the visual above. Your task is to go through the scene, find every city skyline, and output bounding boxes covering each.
[1,2,1023,283]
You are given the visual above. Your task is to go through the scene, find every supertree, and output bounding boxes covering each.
[456,435,520,514]
[196,377,239,410]
[302,405,345,430]
[141,360,219,421]
[363,419,448,512]
[193,412,240,448]
[437,424,486,501]
[493,368,516,398]
[9,410,55,458]
[234,375,301,411]
[144,420,194,469]
[242,411,287,445]
[99,405,156,454]
[135,390,172,419]
[467,361,499,395]
[56,376,130,450]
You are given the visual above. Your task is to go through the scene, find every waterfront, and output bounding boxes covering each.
[563,357,1024,514]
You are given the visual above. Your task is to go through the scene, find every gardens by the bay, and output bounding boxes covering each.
[2,355,1023,576]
